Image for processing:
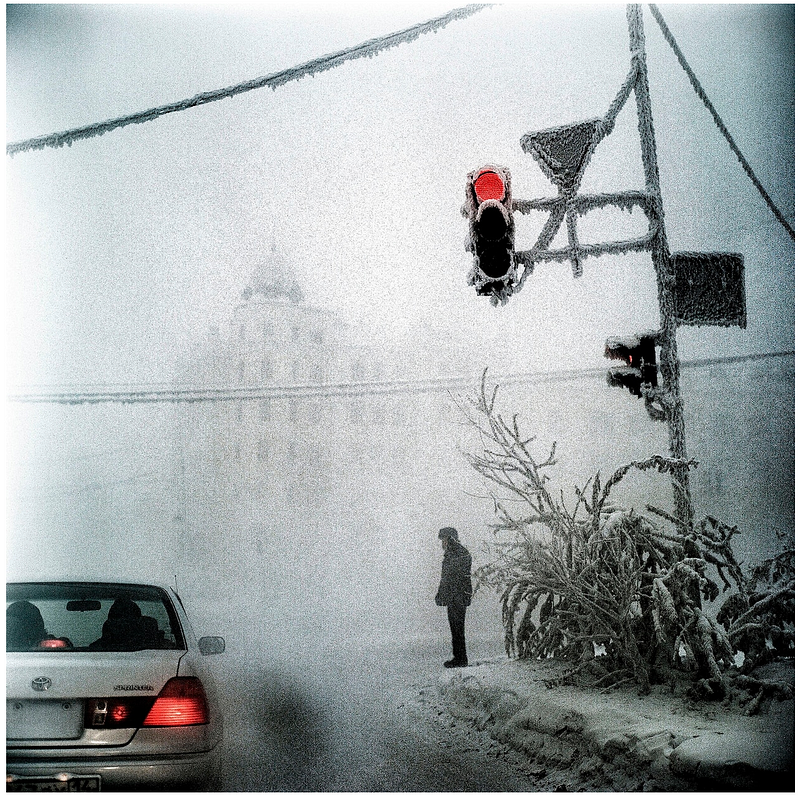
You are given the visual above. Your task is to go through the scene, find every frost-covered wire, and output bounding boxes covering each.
[7,350,793,405]
[648,4,795,241]
[6,4,490,156]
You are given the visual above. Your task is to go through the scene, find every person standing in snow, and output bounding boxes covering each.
[435,527,472,668]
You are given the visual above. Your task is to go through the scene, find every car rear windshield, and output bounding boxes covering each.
[6,582,185,653]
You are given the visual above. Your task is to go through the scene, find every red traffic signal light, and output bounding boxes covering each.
[463,165,515,303]
[473,170,507,203]
[604,333,658,397]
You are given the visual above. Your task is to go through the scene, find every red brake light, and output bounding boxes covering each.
[142,677,209,727]
[110,703,132,724]
[39,638,69,649]
[474,170,505,202]
[85,697,152,728]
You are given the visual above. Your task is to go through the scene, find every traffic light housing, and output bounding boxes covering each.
[463,165,515,302]
[604,333,658,397]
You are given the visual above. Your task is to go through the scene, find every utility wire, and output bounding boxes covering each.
[6,4,490,157]
[12,471,165,501]
[7,351,793,405]
[648,4,794,241]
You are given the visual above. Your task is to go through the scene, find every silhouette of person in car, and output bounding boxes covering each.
[7,601,49,650]
[91,598,160,650]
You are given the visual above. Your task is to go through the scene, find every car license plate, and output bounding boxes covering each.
[6,700,83,740]
[7,774,101,792]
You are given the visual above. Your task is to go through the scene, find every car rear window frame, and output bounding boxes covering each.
[6,581,186,652]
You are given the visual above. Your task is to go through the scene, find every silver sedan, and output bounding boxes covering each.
[6,581,225,791]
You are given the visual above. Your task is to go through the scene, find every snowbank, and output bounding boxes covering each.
[421,658,794,792]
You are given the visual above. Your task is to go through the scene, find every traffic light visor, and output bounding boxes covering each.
[474,170,506,202]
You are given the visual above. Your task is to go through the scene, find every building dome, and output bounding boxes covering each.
[241,243,304,304]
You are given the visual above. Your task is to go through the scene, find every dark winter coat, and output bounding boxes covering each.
[435,540,473,608]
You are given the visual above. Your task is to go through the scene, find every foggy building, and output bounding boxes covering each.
[175,246,472,579]
[176,241,794,576]
[166,245,490,643]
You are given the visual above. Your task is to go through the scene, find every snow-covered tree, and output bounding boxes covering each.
[461,371,793,706]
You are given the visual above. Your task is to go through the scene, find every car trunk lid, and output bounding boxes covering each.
[7,651,185,700]
[6,650,185,744]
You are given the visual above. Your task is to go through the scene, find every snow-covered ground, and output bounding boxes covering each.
[207,634,792,791]
[210,635,542,791]
[418,654,795,792]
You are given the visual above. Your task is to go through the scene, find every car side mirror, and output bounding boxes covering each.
[198,636,225,656]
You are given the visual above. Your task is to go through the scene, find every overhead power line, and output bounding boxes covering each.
[648,4,795,241]
[6,4,490,157]
[7,351,793,406]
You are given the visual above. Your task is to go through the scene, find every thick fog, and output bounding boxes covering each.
[6,356,794,653]
[6,5,794,385]
[4,3,794,760]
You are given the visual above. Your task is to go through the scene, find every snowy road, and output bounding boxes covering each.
[212,637,537,792]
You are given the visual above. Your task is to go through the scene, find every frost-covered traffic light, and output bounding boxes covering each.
[463,165,515,303]
[604,333,658,397]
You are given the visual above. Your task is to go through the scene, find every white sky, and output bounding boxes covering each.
[5,3,795,387]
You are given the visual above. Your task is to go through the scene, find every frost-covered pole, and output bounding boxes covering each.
[627,4,693,530]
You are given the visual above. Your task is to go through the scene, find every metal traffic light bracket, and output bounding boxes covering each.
[516,118,652,280]
[509,55,657,291]
[643,386,669,422]
[461,6,750,535]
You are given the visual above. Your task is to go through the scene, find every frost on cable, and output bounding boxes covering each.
[7,4,490,156]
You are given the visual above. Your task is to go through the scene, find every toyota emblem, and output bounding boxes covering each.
[31,676,52,692]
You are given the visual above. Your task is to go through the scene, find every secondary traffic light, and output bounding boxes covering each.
[463,165,515,302]
[604,333,658,397]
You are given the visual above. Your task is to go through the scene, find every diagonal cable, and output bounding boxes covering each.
[648,4,794,241]
[7,4,490,157]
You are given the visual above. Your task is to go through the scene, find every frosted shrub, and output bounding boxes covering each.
[461,372,791,699]
[718,532,795,672]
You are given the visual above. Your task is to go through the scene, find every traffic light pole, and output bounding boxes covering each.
[465,4,697,533]
[627,4,694,531]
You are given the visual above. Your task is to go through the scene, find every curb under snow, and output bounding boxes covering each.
[433,660,794,792]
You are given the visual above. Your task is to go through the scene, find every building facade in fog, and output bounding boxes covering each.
[179,244,470,519]
[178,246,795,569]
[172,245,481,637]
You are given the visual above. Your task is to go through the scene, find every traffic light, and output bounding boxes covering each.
[604,333,658,397]
[463,165,515,302]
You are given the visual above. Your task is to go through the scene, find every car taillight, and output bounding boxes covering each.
[85,698,153,728]
[85,677,210,729]
[142,677,209,727]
